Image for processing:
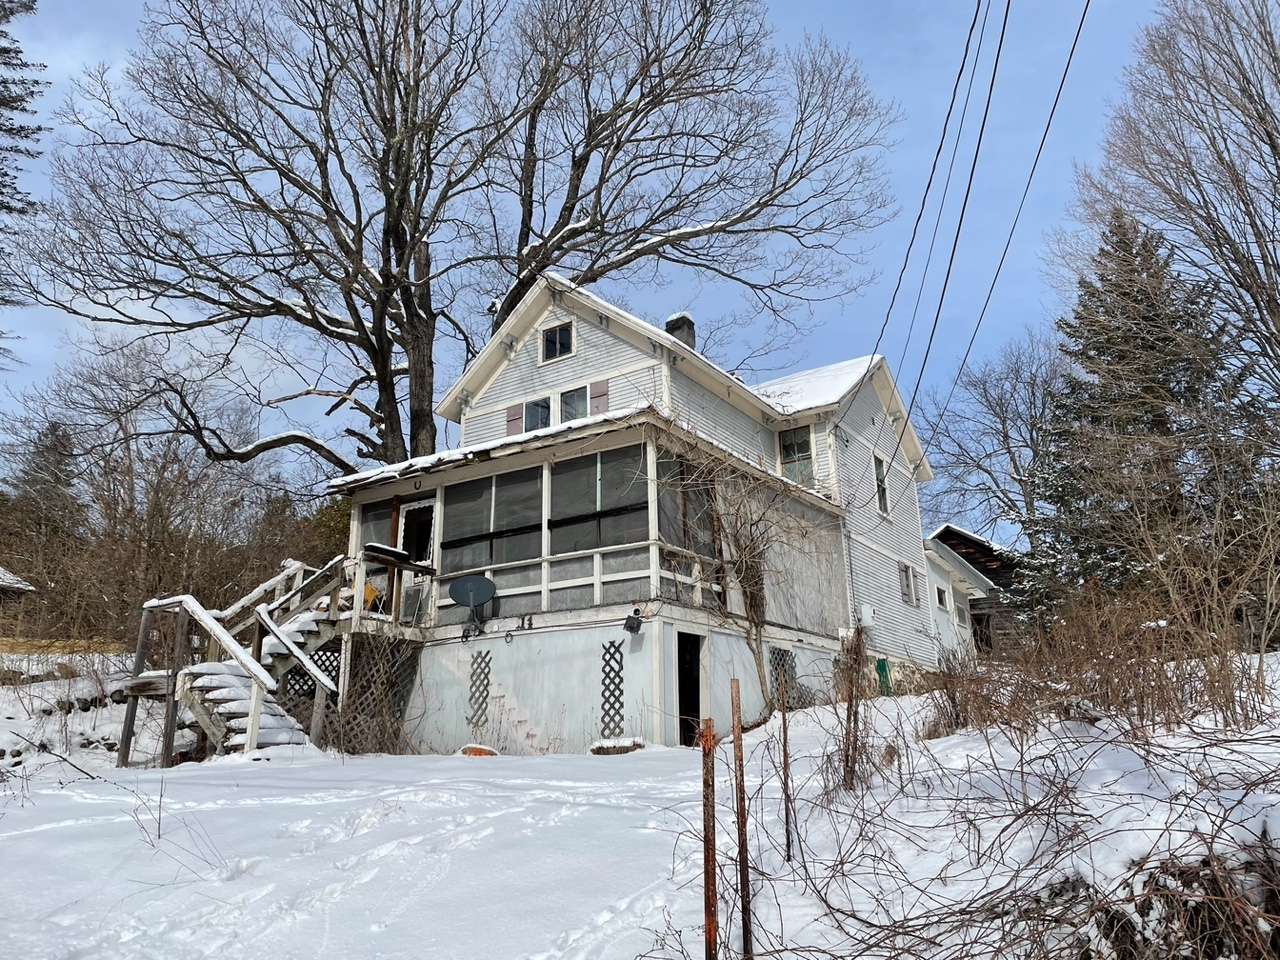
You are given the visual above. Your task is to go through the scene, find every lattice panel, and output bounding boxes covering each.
[600,640,624,739]
[769,645,819,710]
[467,650,492,733]
[282,643,342,700]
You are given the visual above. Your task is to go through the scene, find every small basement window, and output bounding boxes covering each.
[874,455,890,515]
[542,321,573,362]
[778,426,814,487]
[524,396,551,431]
[560,385,588,422]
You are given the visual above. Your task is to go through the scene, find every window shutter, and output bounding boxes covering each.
[505,404,523,436]
[898,563,913,605]
[589,380,609,415]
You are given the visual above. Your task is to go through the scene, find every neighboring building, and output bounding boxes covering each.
[926,524,1021,655]
[0,565,34,605]
[324,273,941,753]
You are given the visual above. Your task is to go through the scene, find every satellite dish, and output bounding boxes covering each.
[449,575,496,620]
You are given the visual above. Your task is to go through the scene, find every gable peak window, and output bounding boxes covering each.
[778,426,814,487]
[542,321,573,362]
[874,455,890,515]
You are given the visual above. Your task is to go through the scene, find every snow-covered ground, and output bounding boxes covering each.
[3,656,1280,959]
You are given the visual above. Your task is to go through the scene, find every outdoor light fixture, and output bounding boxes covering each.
[623,608,643,635]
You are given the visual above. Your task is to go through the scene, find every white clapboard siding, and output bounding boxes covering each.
[667,369,774,468]
[828,387,935,666]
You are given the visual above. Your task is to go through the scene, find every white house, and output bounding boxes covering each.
[322,273,944,754]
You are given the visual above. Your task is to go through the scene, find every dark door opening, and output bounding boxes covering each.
[677,632,703,747]
[400,503,434,564]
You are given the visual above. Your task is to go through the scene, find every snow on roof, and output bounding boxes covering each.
[751,355,880,414]
[328,405,654,493]
[0,565,34,593]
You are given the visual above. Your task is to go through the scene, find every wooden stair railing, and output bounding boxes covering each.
[255,604,339,746]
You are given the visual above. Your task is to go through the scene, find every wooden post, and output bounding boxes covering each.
[244,680,265,752]
[701,717,718,960]
[730,678,753,959]
[309,683,327,747]
[159,607,190,769]
[117,608,155,768]
[780,680,793,864]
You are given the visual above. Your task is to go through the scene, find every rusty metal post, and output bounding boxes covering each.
[780,680,793,864]
[730,678,753,959]
[701,717,718,960]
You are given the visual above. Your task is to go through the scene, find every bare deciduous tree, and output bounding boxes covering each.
[9,0,896,472]
[1080,0,1280,407]
[919,327,1065,548]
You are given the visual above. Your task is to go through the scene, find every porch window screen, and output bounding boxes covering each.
[550,445,648,555]
[656,452,715,557]
[440,468,543,573]
[779,427,814,486]
[359,501,394,548]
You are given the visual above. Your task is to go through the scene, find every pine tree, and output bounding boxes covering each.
[0,0,41,341]
[1024,212,1249,609]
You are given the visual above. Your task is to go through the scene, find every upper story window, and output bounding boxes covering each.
[874,454,890,515]
[542,321,573,362]
[935,585,948,609]
[779,426,814,487]
[560,385,588,422]
[955,591,970,627]
[524,396,551,431]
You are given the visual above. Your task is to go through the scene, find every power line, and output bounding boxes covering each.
[847,0,1014,513]
[924,0,1093,454]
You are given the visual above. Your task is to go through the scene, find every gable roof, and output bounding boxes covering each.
[432,271,930,477]
[927,524,1020,591]
[751,355,879,413]
[0,565,33,593]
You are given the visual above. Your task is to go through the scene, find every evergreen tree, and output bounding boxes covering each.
[0,0,41,344]
[1024,212,1251,609]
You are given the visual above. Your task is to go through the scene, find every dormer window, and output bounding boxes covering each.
[542,321,573,362]
[778,426,814,486]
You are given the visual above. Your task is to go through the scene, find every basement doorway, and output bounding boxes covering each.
[677,632,703,747]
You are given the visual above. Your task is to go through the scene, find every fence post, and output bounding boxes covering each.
[780,680,793,864]
[310,683,327,747]
[730,678,753,960]
[701,717,718,960]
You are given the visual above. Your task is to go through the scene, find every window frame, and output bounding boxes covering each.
[549,445,650,556]
[777,424,815,487]
[558,384,589,424]
[874,454,891,516]
[935,585,948,610]
[898,561,920,607]
[539,320,575,365]
[523,396,552,432]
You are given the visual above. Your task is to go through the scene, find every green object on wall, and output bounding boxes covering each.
[875,657,892,696]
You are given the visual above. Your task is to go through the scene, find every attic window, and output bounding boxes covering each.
[542,321,573,362]
[778,426,814,487]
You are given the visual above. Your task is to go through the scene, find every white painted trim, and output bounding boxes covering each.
[535,316,577,367]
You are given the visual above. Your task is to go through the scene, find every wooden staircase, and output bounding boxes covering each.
[116,556,349,768]
[179,663,308,752]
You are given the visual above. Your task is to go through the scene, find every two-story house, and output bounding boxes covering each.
[327,273,947,753]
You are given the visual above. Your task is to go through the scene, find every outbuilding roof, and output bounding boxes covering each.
[0,565,33,593]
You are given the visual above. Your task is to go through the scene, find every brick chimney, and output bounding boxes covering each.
[665,312,696,351]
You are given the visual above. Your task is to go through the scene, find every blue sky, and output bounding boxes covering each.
[4,0,1156,405]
